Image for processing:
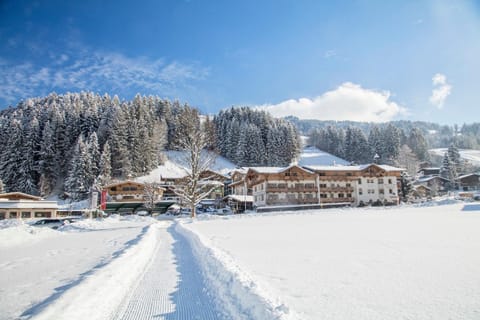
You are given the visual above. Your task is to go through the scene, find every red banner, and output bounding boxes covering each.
[101,190,107,210]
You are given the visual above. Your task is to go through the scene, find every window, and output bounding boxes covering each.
[35,211,51,218]
[320,194,328,198]
[346,183,351,187]
[320,184,327,188]
[319,172,326,176]
[338,193,344,198]
[389,189,394,194]
[305,194,313,199]
[359,188,363,195]
[285,172,291,176]
[358,179,362,184]
[9,212,17,218]
[378,178,384,184]
[388,179,392,184]
[379,189,384,194]
[347,193,352,198]
[21,211,30,218]
[305,183,314,188]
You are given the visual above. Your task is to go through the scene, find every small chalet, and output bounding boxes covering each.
[417,167,441,176]
[414,175,450,194]
[105,181,164,202]
[228,169,249,196]
[456,173,480,191]
[412,185,432,199]
[199,170,229,199]
[0,192,58,219]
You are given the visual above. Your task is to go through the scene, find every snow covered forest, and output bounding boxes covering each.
[214,107,301,167]
[0,92,301,198]
[0,91,478,199]
[290,116,480,151]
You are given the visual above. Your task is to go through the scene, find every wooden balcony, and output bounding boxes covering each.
[266,186,319,193]
[320,187,354,193]
[266,198,320,206]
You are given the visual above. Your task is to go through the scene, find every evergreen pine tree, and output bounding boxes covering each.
[65,137,91,201]
[98,141,112,187]
[38,121,57,196]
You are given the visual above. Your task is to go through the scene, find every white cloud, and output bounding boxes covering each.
[257,82,407,122]
[429,73,451,109]
[324,50,337,59]
[0,49,209,105]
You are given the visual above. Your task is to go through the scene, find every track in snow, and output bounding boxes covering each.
[118,222,226,320]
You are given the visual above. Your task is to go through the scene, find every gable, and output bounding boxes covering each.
[360,164,387,177]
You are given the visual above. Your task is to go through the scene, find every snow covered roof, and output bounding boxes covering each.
[248,165,315,175]
[456,173,480,180]
[298,146,349,166]
[224,195,254,202]
[0,200,58,209]
[415,175,450,183]
[0,192,42,201]
[305,163,404,172]
[105,180,147,188]
[248,167,286,174]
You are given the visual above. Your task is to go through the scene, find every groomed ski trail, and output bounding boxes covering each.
[117,221,226,320]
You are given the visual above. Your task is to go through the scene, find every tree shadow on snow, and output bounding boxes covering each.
[153,225,224,320]
[462,203,480,212]
[20,225,150,318]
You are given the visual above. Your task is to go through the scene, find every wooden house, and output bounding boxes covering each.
[0,192,58,219]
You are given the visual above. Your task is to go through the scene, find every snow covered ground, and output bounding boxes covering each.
[182,202,480,319]
[2,202,480,320]
[298,146,349,166]
[429,148,480,166]
[0,216,156,320]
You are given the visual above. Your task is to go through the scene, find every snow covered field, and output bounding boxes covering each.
[0,216,156,320]
[429,148,480,166]
[2,203,480,320]
[182,202,480,319]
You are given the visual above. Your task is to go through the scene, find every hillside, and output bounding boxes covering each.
[429,148,480,167]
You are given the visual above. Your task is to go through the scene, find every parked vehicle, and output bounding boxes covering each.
[180,208,192,215]
[216,207,233,215]
[31,218,79,229]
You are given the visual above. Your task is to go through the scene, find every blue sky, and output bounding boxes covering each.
[0,0,479,124]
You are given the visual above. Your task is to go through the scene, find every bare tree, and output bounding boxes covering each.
[396,144,420,176]
[173,107,217,218]
[143,182,162,215]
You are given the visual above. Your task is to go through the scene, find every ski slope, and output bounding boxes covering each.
[429,148,480,166]
[298,146,349,166]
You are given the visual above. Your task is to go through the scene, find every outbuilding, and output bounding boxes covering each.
[0,192,58,219]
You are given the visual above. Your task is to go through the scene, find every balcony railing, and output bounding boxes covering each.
[319,187,354,193]
[266,186,319,193]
